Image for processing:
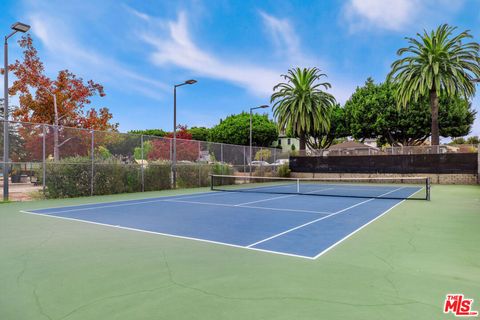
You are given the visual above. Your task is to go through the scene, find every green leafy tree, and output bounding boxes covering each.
[466,136,479,145]
[254,149,272,161]
[189,127,210,141]
[439,99,476,138]
[95,146,112,160]
[345,78,476,146]
[305,104,349,149]
[208,112,278,146]
[387,24,480,145]
[134,140,152,160]
[271,67,336,150]
[128,129,167,137]
[450,137,466,145]
[104,135,141,158]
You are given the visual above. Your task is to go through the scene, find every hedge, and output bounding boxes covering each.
[42,157,236,198]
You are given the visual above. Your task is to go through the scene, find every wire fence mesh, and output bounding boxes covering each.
[299,144,478,156]
[0,120,288,201]
[2,120,475,201]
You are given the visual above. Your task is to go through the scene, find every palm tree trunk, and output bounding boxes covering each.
[429,89,440,146]
[299,135,306,152]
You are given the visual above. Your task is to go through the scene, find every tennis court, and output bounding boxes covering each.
[21,175,427,259]
[2,184,479,320]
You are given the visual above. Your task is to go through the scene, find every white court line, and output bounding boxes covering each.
[20,186,417,260]
[233,194,298,206]
[28,190,254,215]
[233,187,335,206]
[27,190,225,213]
[162,199,331,215]
[19,210,315,260]
[312,199,407,259]
[33,198,180,215]
[30,197,332,216]
[311,186,423,259]
[246,187,406,248]
[238,205,331,215]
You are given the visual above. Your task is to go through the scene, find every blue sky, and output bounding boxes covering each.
[1,0,480,137]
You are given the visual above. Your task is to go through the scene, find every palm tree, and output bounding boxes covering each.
[388,24,480,145]
[271,67,336,151]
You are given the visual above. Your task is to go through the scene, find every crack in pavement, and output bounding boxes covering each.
[16,231,55,286]
[161,251,423,308]
[33,287,53,320]
[58,284,174,320]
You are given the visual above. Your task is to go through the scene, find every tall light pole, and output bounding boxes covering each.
[43,88,63,161]
[172,79,197,188]
[3,22,30,201]
[249,105,269,175]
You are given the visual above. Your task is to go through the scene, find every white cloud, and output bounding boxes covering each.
[343,0,467,33]
[26,13,169,100]
[259,11,328,69]
[343,0,418,32]
[139,11,283,97]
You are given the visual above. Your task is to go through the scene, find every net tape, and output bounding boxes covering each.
[210,174,430,200]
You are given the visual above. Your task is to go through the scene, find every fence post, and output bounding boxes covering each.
[221,143,224,163]
[477,144,480,184]
[198,140,201,161]
[91,130,94,196]
[42,124,46,196]
[260,147,263,175]
[198,141,201,187]
[141,135,144,192]
[243,145,246,174]
[169,138,174,188]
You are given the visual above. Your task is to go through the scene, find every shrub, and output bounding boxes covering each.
[45,157,92,198]
[134,140,152,160]
[253,165,276,177]
[93,162,141,195]
[44,157,168,198]
[211,162,233,175]
[211,162,235,185]
[254,149,272,161]
[277,163,291,177]
[144,162,171,191]
[177,164,211,188]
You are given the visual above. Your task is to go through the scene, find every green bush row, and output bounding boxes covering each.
[40,157,236,198]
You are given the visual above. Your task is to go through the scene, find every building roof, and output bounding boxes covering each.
[328,141,377,150]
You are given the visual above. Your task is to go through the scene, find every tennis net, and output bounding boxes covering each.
[210,175,430,200]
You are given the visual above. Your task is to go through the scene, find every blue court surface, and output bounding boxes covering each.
[22,185,422,259]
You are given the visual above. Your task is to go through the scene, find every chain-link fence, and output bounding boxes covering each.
[299,144,479,156]
[0,120,289,201]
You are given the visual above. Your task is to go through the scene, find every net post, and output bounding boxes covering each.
[426,177,431,201]
[141,134,144,192]
[296,178,300,193]
[210,174,214,191]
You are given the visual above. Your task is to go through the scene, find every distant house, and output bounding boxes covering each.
[325,141,380,156]
[272,133,300,152]
[272,136,380,155]
[362,138,378,148]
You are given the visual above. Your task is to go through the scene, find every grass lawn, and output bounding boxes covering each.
[0,185,479,320]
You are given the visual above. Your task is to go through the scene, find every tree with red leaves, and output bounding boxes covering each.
[6,35,118,161]
[147,125,199,161]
